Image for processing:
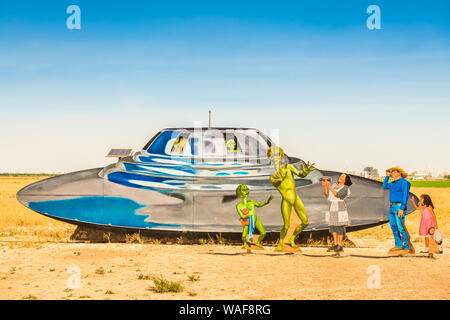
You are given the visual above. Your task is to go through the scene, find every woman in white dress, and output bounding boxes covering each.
[321,173,352,253]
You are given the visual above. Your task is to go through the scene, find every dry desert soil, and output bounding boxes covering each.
[0,239,449,300]
[1,177,449,300]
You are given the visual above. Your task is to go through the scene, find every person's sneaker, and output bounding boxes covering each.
[327,245,337,252]
[420,248,429,253]
[388,247,403,253]
[334,245,344,253]
[438,245,443,254]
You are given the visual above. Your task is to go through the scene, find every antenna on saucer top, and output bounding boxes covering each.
[208,110,212,128]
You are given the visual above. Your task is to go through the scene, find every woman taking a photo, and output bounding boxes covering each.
[321,173,353,253]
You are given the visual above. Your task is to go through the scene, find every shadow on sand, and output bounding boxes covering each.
[201,251,436,259]
[201,251,296,257]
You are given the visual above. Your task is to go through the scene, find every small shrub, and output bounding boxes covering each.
[151,239,161,245]
[216,233,225,245]
[149,276,183,293]
[137,273,151,280]
[187,275,200,282]
[176,236,184,245]
[95,267,105,274]
[207,234,215,245]
[125,232,143,244]
[103,231,112,243]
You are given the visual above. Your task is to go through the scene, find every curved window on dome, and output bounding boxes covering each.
[234,129,270,158]
[202,129,227,157]
[165,132,193,156]
[145,128,274,159]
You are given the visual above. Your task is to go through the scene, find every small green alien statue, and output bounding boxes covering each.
[235,184,273,249]
[226,138,241,153]
[267,146,316,252]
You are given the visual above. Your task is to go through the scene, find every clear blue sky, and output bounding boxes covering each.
[0,0,449,174]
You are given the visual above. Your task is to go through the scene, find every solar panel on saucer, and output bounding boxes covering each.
[106,149,133,158]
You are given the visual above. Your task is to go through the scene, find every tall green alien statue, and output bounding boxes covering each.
[267,146,316,252]
[235,184,273,249]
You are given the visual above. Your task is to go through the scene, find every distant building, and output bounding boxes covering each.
[410,171,432,180]
[361,167,379,180]
[410,172,432,181]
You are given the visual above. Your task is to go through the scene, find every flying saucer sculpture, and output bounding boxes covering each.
[17,127,418,233]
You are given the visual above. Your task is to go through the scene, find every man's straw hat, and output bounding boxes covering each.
[388,166,408,178]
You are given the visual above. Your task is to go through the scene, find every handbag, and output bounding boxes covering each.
[239,218,250,226]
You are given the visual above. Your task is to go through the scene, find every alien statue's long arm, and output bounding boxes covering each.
[254,196,273,207]
[289,162,316,178]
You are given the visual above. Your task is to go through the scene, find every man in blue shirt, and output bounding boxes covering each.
[382,166,411,254]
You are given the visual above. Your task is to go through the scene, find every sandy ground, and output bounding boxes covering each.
[0,239,449,300]
[1,177,449,300]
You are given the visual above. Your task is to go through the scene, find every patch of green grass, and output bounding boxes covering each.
[22,294,38,300]
[149,276,183,293]
[188,292,198,296]
[105,290,114,295]
[410,180,450,188]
